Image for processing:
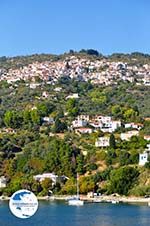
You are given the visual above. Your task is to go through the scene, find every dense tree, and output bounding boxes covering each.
[108,166,139,195]
[66,98,78,117]
[109,134,116,149]
[61,178,76,195]
[3,111,22,128]
[79,49,100,57]
[76,155,85,175]
[30,109,41,125]
[52,118,67,133]
[119,152,131,166]
[111,105,122,118]
[89,89,107,105]
[79,176,95,194]
[40,178,53,195]
[145,157,150,169]
[23,110,31,125]
[123,108,138,121]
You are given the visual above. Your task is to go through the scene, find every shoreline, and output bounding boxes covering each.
[81,195,150,204]
[1,195,150,204]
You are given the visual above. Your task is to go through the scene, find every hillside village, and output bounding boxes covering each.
[0,52,150,197]
[0,54,150,86]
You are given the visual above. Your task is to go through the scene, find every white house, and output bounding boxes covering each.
[131,123,143,130]
[29,83,41,89]
[91,116,121,133]
[101,127,112,133]
[111,120,121,131]
[42,91,49,98]
[72,119,87,128]
[125,123,143,130]
[120,130,139,141]
[144,135,150,141]
[42,117,54,124]
[89,121,103,130]
[66,93,79,99]
[7,78,20,83]
[100,120,121,133]
[33,173,69,185]
[139,144,150,166]
[33,173,57,183]
[77,115,90,122]
[139,152,150,166]
[95,115,111,124]
[124,123,132,129]
[54,87,62,92]
[95,137,110,147]
[143,75,150,86]
[0,176,7,188]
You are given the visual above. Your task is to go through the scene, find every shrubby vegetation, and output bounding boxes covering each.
[108,166,139,195]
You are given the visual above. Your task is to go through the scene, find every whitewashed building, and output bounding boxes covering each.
[29,83,41,89]
[33,173,69,185]
[89,116,121,133]
[125,123,143,130]
[139,144,150,166]
[42,117,54,124]
[42,91,49,98]
[139,152,150,166]
[144,135,150,141]
[54,87,62,92]
[72,119,87,128]
[0,176,7,188]
[78,115,90,122]
[120,130,139,141]
[111,120,122,131]
[66,93,79,99]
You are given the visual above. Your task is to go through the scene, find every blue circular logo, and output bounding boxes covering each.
[9,189,38,219]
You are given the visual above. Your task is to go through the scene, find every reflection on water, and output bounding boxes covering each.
[0,201,150,226]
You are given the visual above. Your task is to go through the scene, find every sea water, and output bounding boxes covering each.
[0,200,150,226]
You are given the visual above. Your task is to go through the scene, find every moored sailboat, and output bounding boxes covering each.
[68,174,84,206]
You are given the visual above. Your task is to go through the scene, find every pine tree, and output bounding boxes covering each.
[109,134,116,149]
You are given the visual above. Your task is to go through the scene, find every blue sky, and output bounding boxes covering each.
[0,0,150,56]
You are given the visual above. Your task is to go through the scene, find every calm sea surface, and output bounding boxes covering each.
[0,200,150,226]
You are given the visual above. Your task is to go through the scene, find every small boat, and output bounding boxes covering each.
[148,202,150,207]
[68,174,84,206]
[111,200,119,204]
[94,199,102,203]
[68,198,84,206]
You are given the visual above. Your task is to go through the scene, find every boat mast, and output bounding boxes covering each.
[77,173,79,199]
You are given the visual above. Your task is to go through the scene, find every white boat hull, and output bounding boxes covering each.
[111,200,119,204]
[68,199,84,206]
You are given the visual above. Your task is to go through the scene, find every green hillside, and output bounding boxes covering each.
[0,52,149,197]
